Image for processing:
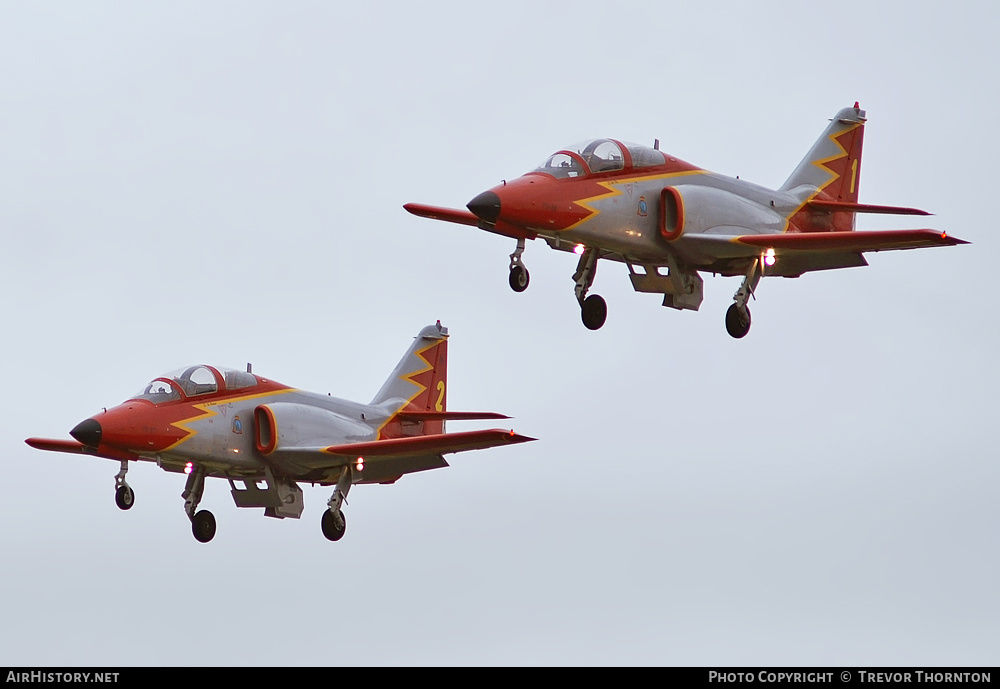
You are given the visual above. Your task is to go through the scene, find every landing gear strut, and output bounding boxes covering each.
[573,247,606,330]
[182,465,216,543]
[113,460,134,511]
[508,238,529,292]
[322,465,352,542]
[727,257,762,339]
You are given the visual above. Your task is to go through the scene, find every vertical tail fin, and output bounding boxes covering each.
[782,104,867,231]
[371,322,449,438]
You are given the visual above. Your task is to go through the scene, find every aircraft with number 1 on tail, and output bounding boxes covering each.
[405,104,968,337]
[26,323,534,543]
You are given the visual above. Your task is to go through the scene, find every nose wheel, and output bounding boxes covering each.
[115,485,135,510]
[509,264,529,292]
[508,239,529,292]
[113,460,135,510]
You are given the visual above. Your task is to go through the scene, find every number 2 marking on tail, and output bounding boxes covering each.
[435,381,445,411]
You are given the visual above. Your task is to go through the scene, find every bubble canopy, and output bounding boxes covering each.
[534,139,667,178]
[131,365,259,403]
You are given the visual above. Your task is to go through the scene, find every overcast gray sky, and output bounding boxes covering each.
[1,0,997,666]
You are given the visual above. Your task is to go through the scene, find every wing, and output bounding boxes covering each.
[733,229,966,252]
[678,229,968,276]
[25,437,138,461]
[403,203,480,227]
[26,438,88,454]
[323,429,533,457]
[270,429,536,485]
[404,203,536,240]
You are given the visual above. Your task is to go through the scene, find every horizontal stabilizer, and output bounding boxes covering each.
[806,201,931,216]
[396,410,511,422]
[323,428,535,459]
[735,229,968,252]
[403,203,481,227]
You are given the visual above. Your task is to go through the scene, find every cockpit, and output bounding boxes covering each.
[131,365,259,404]
[533,139,667,178]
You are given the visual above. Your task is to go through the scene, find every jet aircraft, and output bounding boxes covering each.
[26,323,533,543]
[406,104,968,337]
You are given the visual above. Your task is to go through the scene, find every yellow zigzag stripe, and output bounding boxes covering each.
[565,170,708,231]
[164,388,296,452]
[781,123,861,232]
[374,340,441,440]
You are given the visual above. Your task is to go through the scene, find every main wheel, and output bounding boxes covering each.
[321,509,347,542]
[725,304,751,339]
[115,485,134,511]
[581,294,607,330]
[509,265,529,292]
[192,510,217,543]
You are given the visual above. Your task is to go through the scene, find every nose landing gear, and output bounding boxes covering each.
[114,460,134,511]
[508,239,529,292]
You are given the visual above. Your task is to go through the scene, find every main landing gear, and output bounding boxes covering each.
[113,460,135,510]
[726,257,762,339]
[182,464,216,543]
[321,465,352,542]
[574,247,606,330]
[508,238,529,292]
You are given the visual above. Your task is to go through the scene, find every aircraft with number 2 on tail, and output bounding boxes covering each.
[26,323,534,543]
[405,104,968,337]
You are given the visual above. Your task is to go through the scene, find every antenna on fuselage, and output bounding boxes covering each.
[653,139,660,150]
[247,363,252,373]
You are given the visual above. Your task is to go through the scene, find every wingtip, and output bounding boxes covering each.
[508,431,537,443]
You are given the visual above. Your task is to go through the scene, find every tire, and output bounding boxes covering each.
[321,509,347,542]
[581,294,608,330]
[115,485,134,511]
[725,304,751,339]
[509,265,529,293]
[192,510,217,543]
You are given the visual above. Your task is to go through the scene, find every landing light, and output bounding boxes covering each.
[574,244,585,255]
[356,457,364,471]
[184,462,193,475]
[764,248,776,267]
